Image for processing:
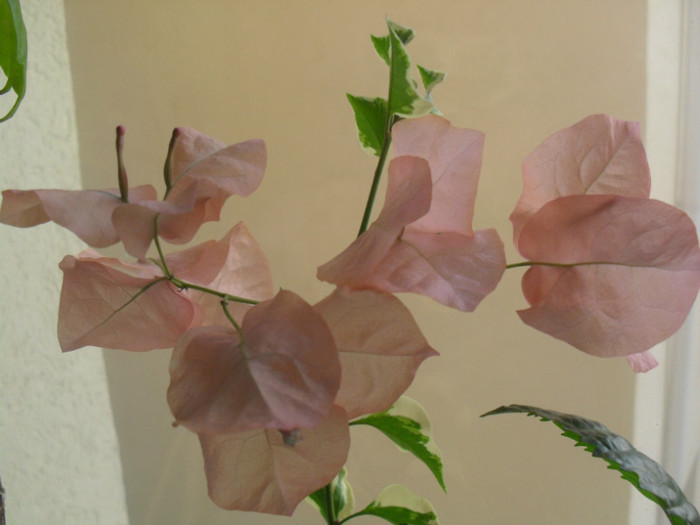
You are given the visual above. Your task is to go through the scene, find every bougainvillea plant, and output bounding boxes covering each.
[2,19,699,525]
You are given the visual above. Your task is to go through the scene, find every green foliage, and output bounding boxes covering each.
[343,484,439,525]
[0,0,27,122]
[483,404,700,525]
[417,65,446,102]
[346,95,387,156]
[347,18,441,157]
[371,20,414,65]
[308,467,355,522]
[352,396,445,491]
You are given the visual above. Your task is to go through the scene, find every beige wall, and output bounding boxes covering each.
[0,1,127,523]
[63,2,647,523]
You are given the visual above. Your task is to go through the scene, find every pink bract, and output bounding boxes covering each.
[517,194,700,358]
[199,405,349,515]
[166,222,274,325]
[0,185,157,247]
[318,116,505,311]
[510,114,651,244]
[114,131,267,258]
[393,114,484,236]
[0,128,266,259]
[167,290,341,435]
[58,250,200,351]
[314,287,438,419]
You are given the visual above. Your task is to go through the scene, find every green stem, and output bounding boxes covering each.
[219,299,243,338]
[506,260,635,270]
[357,122,393,237]
[357,26,404,238]
[324,485,337,525]
[152,214,258,307]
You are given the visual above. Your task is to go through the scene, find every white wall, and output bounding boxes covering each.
[0,1,127,523]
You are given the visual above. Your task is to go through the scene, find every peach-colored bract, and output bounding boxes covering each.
[516,195,700,358]
[199,406,350,515]
[318,116,506,311]
[0,185,157,247]
[58,250,200,351]
[167,290,341,435]
[166,222,275,325]
[510,114,651,244]
[0,128,266,259]
[315,287,437,419]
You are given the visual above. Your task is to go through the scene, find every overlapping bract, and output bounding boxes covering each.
[3,110,699,517]
[0,127,266,259]
[318,115,506,311]
[0,126,443,515]
[511,115,700,369]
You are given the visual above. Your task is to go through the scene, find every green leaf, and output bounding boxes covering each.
[307,467,355,522]
[371,20,414,65]
[347,484,439,525]
[417,65,446,100]
[482,405,700,525]
[346,94,387,156]
[386,21,432,118]
[352,396,445,491]
[0,0,27,122]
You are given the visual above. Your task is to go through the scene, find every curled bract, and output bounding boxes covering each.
[0,127,266,259]
[318,115,505,311]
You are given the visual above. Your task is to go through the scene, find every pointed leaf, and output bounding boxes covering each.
[371,20,414,65]
[482,405,700,525]
[386,22,432,118]
[314,288,437,419]
[371,34,391,65]
[58,250,199,351]
[354,484,439,525]
[353,397,445,491]
[517,195,700,358]
[168,290,341,434]
[511,114,651,243]
[346,94,388,156]
[417,65,446,100]
[307,467,355,521]
[200,405,350,515]
[0,0,27,121]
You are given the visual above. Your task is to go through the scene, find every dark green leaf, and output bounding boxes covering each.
[346,94,387,156]
[346,484,439,525]
[0,0,27,122]
[482,404,700,525]
[352,397,445,491]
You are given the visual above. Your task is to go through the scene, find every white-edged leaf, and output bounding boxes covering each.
[352,396,445,490]
[353,484,439,525]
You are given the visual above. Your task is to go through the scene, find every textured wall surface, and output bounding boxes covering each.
[0,1,128,523]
